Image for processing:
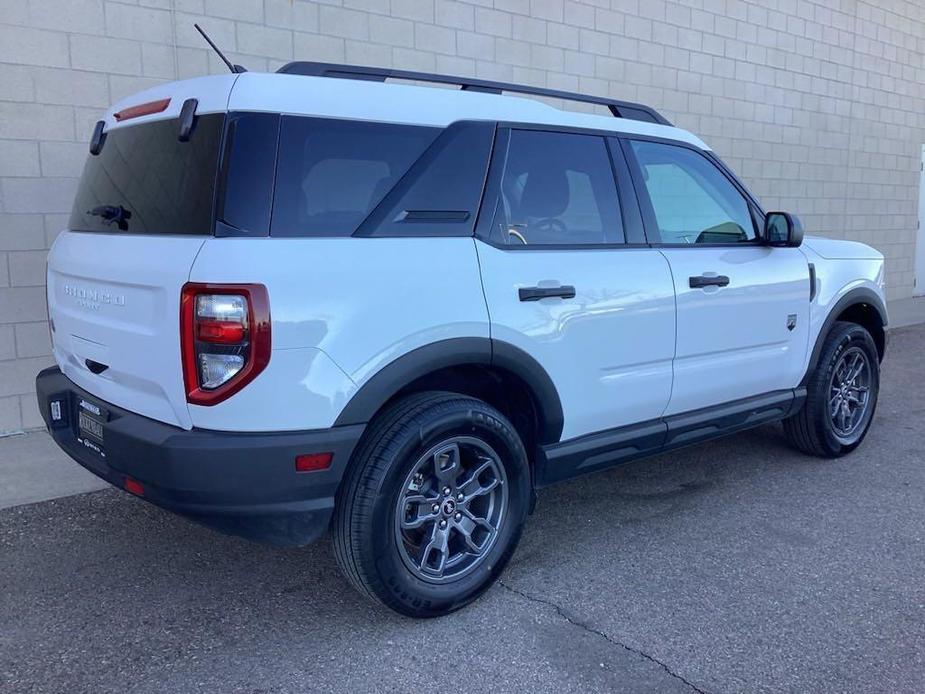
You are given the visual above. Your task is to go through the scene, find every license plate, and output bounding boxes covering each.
[78,411,104,442]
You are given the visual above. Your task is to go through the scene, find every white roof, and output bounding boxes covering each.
[104,72,710,150]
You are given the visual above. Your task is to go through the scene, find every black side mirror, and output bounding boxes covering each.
[764,211,803,247]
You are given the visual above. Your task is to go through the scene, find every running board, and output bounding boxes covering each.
[536,388,806,487]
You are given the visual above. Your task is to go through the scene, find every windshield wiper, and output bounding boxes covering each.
[88,204,132,231]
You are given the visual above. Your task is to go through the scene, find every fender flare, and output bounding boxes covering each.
[333,337,564,444]
[802,287,887,384]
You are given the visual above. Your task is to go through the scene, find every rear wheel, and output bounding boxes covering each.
[333,392,530,617]
[783,321,880,457]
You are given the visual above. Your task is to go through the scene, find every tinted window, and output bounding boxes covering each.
[271,117,439,237]
[359,121,494,237]
[69,114,223,235]
[492,130,623,246]
[630,140,755,244]
[216,112,280,236]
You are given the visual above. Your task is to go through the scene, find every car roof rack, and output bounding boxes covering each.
[276,61,672,126]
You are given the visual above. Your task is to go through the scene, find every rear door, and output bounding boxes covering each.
[475,127,676,442]
[47,106,227,429]
[622,137,810,415]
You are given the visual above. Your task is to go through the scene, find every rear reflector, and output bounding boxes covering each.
[114,98,171,122]
[124,477,144,496]
[295,452,333,473]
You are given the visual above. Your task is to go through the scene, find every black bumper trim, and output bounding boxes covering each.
[35,366,364,546]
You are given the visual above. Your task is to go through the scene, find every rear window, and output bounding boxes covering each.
[270,117,439,237]
[69,114,223,235]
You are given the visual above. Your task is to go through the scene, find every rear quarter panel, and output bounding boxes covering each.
[188,237,489,431]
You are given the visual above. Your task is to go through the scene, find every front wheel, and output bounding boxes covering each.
[333,392,531,617]
[783,321,880,457]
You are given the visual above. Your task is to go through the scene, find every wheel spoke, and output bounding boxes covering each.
[459,457,500,501]
[419,522,450,576]
[401,494,441,530]
[433,443,462,486]
[455,513,492,555]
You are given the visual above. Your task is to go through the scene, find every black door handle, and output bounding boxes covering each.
[689,275,730,289]
[519,285,576,302]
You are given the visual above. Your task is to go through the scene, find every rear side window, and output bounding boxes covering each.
[270,117,439,237]
[69,114,224,235]
[491,130,624,246]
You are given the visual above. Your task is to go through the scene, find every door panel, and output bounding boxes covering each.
[476,128,676,442]
[659,246,810,414]
[477,242,676,440]
[624,135,811,413]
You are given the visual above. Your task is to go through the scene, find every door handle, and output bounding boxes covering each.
[518,285,576,302]
[689,275,730,289]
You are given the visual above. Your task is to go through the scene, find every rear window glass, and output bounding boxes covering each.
[69,114,223,235]
[270,117,439,237]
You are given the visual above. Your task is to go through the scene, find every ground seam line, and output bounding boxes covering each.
[497,580,709,694]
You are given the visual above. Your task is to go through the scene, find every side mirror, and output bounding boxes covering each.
[764,211,803,247]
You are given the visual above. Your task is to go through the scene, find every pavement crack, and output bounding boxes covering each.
[498,580,708,694]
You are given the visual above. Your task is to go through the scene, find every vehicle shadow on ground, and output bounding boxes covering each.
[7,419,800,621]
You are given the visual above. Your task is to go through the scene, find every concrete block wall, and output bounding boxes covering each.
[1,0,924,432]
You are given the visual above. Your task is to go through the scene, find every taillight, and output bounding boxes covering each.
[181,283,270,405]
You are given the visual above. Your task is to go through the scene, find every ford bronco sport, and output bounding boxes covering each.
[36,61,887,617]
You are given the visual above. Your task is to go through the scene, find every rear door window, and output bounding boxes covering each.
[491,129,624,246]
[270,117,439,237]
[69,114,224,235]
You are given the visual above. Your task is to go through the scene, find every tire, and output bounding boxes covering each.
[333,391,531,617]
[783,321,880,457]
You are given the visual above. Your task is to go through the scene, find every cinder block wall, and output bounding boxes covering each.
[1,0,924,432]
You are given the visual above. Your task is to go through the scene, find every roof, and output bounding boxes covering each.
[102,72,710,151]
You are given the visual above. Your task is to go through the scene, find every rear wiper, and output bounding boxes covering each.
[88,204,131,231]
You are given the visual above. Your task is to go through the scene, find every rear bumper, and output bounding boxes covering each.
[35,366,364,546]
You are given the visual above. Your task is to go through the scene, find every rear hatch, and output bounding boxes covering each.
[47,77,235,429]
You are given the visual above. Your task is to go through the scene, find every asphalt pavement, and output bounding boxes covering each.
[2,324,923,694]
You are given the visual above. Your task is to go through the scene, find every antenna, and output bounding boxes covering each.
[194,23,247,74]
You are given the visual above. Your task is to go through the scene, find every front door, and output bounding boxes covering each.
[623,137,810,415]
[475,128,676,442]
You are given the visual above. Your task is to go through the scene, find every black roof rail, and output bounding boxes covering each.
[276,61,672,126]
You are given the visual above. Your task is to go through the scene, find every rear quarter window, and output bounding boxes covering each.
[270,117,439,237]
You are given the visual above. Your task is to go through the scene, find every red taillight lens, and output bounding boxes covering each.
[196,319,246,343]
[181,283,271,406]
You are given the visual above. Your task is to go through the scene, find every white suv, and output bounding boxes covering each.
[36,62,887,617]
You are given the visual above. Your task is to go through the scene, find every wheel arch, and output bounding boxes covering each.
[333,338,565,448]
[802,288,887,386]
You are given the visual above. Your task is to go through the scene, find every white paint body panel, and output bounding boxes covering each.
[659,246,811,414]
[476,242,676,440]
[47,231,205,429]
[187,237,488,431]
[799,241,886,374]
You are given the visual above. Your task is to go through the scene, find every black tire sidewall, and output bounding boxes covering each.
[811,323,880,455]
[362,399,530,617]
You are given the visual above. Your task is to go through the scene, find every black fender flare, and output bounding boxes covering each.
[333,337,564,444]
[801,287,887,385]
